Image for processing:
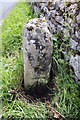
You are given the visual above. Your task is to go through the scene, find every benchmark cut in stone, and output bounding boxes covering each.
[23,18,53,91]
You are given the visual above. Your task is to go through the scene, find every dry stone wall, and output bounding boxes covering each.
[32,0,80,84]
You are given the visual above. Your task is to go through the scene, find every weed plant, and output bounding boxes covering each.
[52,35,80,119]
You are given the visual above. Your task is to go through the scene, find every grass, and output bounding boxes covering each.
[2,100,47,119]
[52,63,80,118]
[2,2,34,56]
[1,2,47,119]
[1,1,80,120]
[52,35,80,119]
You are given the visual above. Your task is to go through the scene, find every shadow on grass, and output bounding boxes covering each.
[21,80,55,102]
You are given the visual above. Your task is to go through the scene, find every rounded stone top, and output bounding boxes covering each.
[25,18,48,27]
[23,18,51,35]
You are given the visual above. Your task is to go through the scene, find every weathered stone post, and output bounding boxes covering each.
[23,18,53,91]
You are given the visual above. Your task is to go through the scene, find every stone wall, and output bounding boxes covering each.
[32,0,80,84]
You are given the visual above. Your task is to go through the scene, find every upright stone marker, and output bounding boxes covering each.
[23,18,52,91]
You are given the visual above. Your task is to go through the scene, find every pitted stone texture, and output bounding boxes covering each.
[70,38,78,50]
[23,18,52,90]
[70,55,80,84]
[76,13,80,24]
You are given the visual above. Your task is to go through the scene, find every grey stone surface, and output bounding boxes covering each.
[70,55,80,84]
[55,16,64,24]
[23,18,53,90]
[76,13,80,24]
[75,30,80,39]
[70,38,78,50]
[77,45,80,52]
